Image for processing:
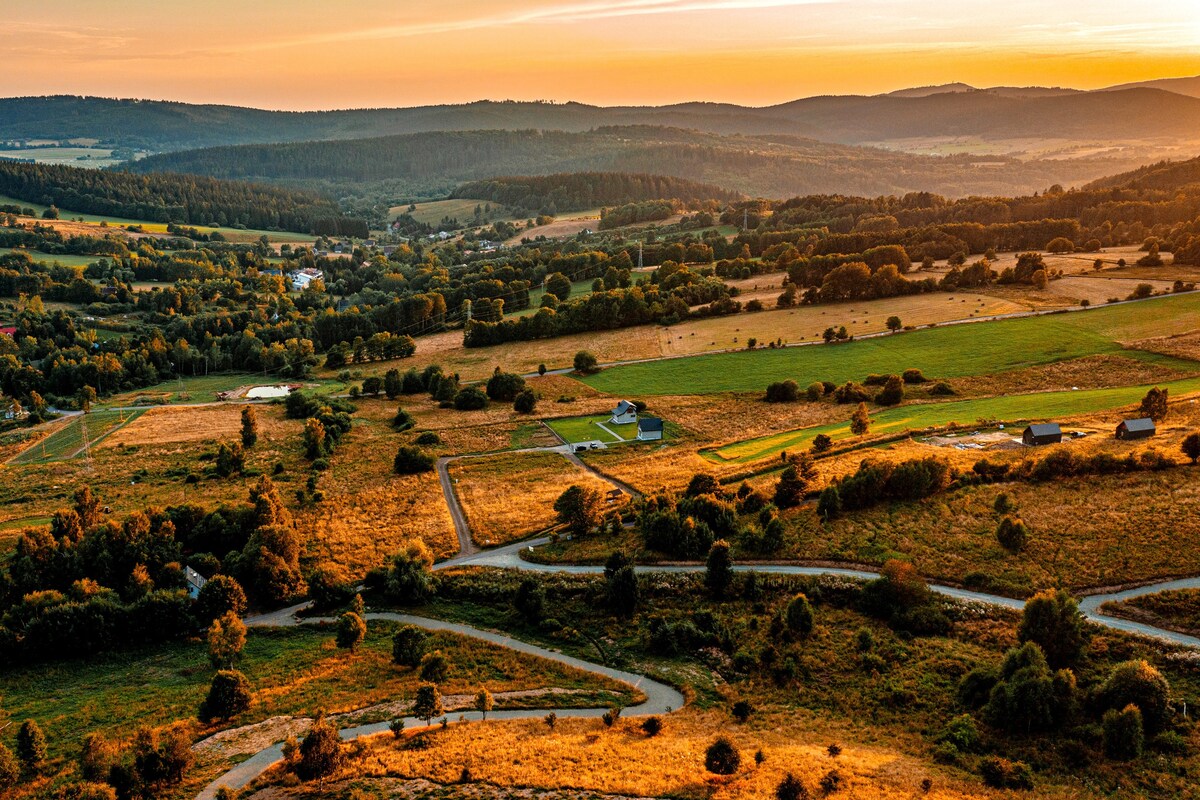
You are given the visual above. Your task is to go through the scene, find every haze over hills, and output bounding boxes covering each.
[3,80,1200,152]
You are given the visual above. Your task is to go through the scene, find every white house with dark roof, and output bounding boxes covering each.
[610,400,638,425]
[637,416,664,441]
[184,566,208,599]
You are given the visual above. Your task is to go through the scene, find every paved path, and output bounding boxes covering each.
[199,608,683,800]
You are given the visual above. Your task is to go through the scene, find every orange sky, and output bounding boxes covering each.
[3,0,1199,108]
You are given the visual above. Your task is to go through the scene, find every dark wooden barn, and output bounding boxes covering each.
[1022,423,1062,446]
[1116,417,1156,440]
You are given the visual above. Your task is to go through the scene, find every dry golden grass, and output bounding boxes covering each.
[950,354,1196,398]
[448,451,619,546]
[658,292,1026,355]
[101,404,244,447]
[288,709,998,800]
[1130,331,1200,362]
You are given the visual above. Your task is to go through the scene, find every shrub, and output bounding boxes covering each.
[833,382,870,404]
[335,612,366,652]
[641,716,663,737]
[784,593,815,637]
[979,757,1034,790]
[1103,705,1144,760]
[812,433,833,453]
[513,389,538,414]
[453,387,489,410]
[1017,589,1086,670]
[818,770,843,794]
[938,714,979,753]
[928,381,955,396]
[902,368,927,384]
[705,737,740,775]
[415,431,441,446]
[732,699,754,723]
[874,375,904,406]
[0,744,16,790]
[296,713,345,782]
[993,492,1014,514]
[776,773,810,800]
[573,350,599,373]
[392,625,429,666]
[16,719,46,772]
[806,382,824,401]
[199,670,252,722]
[419,650,449,682]
[765,380,801,403]
[996,516,1028,552]
[393,445,435,474]
[1096,660,1171,733]
[485,371,525,402]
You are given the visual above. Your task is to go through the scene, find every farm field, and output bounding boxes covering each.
[0,146,126,167]
[707,375,1200,464]
[584,291,1200,396]
[99,373,339,408]
[8,409,144,465]
[389,198,515,227]
[447,450,619,545]
[545,414,637,444]
[0,246,102,267]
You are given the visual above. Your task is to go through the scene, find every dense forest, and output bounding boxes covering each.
[0,161,364,235]
[123,126,1141,201]
[451,172,739,216]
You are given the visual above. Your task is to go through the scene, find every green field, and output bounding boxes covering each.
[0,193,317,244]
[9,409,145,465]
[546,414,639,444]
[521,276,597,316]
[584,293,1200,396]
[389,198,515,227]
[0,147,125,168]
[0,246,102,268]
[707,376,1200,464]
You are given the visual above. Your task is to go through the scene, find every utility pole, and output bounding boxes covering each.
[637,241,643,269]
[743,208,749,230]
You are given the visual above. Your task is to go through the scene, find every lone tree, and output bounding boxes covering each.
[705,737,741,775]
[886,315,902,333]
[207,611,247,669]
[849,402,871,436]
[336,611,367,653]
[241,406,259,448]
[16,720,46,774]
[1182,432,1200,464]
[199,670,253,722]
[387,539,435,604]
[705,539,734,599]
[420,650,449,683]
[412,683,444,726]
[1139,387,1169,422]
[773,465,807,509]
[545,272,573,301]
[393,445,435,474]
[1017,588,1087,670]
[573,350,599,374]
[513,389,538,414]
[996,517,1029,553]
[392,625,430,666]
[297,713,345,784]
[476,687,494,720]
[553,485,603,536]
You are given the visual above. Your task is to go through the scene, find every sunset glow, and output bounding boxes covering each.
[4,0,1199,108]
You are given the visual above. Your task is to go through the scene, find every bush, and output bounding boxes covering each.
[1096,660,1171,733]
[818,770,843,794]
[902,369,927,384]
[574,351,599,374]
[874,375,905,406]
[806,382,823,401]
[486,371,525,402]
[996,516,1028,552]
[1103,705,1144,760]
[784,593,815,637]
[393,445,435,474]
[833,382,870,404]
[776,773,810,800]
[704,736,741,774]
[979,757,1034,790]
[513,389,538,414]
[415,431,441,446]
[812,433,833,453]
[453,387,489,410]
[199,670,253,722]
[928,381,955,396]
[938,714,979,753]
[732,699,754,722]
[296,713,345,782]
[1017,588,1086,670]
[641,716,663,737]
[765,380,801,403]
[993,492,1014,514]
[0,744,16,790]
[392,625,429,666]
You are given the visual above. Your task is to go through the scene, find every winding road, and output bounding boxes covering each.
[198,533,1200,798]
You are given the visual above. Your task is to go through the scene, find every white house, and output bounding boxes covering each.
[290,268,324,291]
[637,417,664,441]
[610,400,638,425]
[184,566,208,599]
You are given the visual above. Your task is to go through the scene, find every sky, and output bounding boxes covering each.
[3,0,1200,109]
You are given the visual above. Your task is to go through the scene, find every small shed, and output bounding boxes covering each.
[610,400,638,425]
[1022,423,1062,446]
[1116,417,1156,440]
[637,416,664,441]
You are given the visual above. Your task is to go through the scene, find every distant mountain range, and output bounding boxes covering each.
[3,80,1200,153]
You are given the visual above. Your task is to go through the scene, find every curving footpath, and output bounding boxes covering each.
[199,536,1200,799]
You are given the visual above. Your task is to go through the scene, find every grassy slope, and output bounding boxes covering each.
[709,375,1200,463]
[584,293,1200,396]
[9,409,145,465]
[546,415,637,444]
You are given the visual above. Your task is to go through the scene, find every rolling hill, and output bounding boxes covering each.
[122,126,1145,200]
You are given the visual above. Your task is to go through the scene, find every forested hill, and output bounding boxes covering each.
[0,161,362,235]
[124,126,1143,201]
[1085,156,1200,192]
[6,88,1200,151]
[450,173,741,212]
